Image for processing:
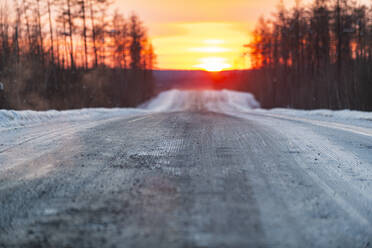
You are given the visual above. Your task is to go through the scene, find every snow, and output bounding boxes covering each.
[142,89,372,126]
[2,89,371,175]
[141,89,372,129]
[141,89,260,112]
[0,108,146,129]
[141,89,192,112]
[1,89,372,246]
[0,89,371,131]
[255,108,372,123]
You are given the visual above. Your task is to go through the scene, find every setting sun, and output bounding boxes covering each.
[147,23,249,70]
[113,0,339,70]
[194,57,232,72]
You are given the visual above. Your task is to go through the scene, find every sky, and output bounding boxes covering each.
[113,0,361,70]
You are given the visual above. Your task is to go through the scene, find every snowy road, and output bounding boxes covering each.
[1,90,372,247]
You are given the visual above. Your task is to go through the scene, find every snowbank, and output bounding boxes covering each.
[0,108,146,129]
[255,108,372,123]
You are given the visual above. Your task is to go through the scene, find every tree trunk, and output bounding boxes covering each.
[36,0,45,64]
[47,0,55,63]
[89,0,98,67]
[67,0,75,69]
[81,0,88,69]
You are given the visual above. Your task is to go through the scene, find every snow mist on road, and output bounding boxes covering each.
[142,89,260,112]
[1,89,372,248]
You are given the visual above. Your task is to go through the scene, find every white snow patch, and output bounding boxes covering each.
[0,108,146,129]
[254,108,372,127]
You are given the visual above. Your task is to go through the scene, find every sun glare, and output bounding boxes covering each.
[191,39,233,71]
[189,47,231,53]
[194,57,232,72]
[204,39,225,45]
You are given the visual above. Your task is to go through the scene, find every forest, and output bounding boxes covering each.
[0,0,156,110]
[244,0,372,110]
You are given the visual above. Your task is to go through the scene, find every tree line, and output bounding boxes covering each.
[0,0,156,110]
[244,0,372,110]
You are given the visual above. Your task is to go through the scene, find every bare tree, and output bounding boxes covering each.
[0,0,157,110]
[129,14,145,70]
[47,0,55,63]
[110,11,129,69]
[245,0,372,110]
[78,0,88,69]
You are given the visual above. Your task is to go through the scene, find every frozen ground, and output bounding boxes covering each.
[1,89,372,247]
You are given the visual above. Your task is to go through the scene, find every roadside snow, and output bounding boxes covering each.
[255,108,372,122]
[253,108,372,130]
[0,108,147,171]
[1,89,371,130]
[0,108,146,129]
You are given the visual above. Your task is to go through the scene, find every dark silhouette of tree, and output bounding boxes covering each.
[0,0,156,110]
[244,0,372,110]
[47,0,55,63]
[77,0,88,69]
[88,0,110,68]
[129,14,145,70]
[110,11,129,69]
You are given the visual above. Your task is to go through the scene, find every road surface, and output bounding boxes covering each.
[1,90,372,247]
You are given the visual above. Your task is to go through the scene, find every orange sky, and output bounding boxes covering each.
[114,0,365,70]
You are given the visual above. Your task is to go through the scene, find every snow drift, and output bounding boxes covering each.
[0,108,145,129]
[253,108,372,128]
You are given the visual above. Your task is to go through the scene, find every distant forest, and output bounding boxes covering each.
[0,0,156,110]
[243,0,372,110]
